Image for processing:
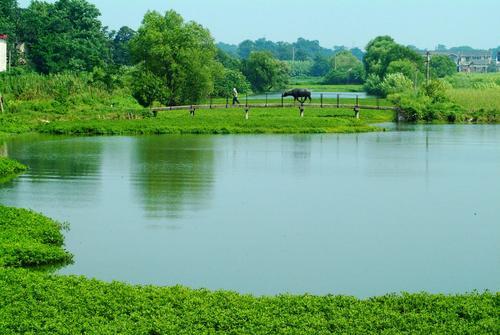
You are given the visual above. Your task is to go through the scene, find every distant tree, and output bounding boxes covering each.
[238,40,256,59]
[242,51,289,93]
[310,55,330,77]
[216,48,241,71]
[130,10,217,105]
[216,42,239,57]
[323,51,365,84]
[20,0,110,73]
[430,55,457,78]
[111,26,136,66]
[350,47,365,61]
[436,44,447,51]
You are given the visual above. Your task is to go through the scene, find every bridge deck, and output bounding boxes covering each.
[152,103,398,112]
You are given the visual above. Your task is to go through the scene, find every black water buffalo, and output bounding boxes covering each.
[282,89,312,103]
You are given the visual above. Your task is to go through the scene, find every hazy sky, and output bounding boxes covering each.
[18,0,499,50]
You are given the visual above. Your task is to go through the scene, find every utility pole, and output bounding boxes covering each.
[426,51,431,85]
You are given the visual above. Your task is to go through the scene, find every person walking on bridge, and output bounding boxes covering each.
[232,87,240,105]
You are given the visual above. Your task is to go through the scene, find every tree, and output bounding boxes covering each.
[242,51,289,93]
[364,35,424,79]
[130,10,217,105]
[430,55,457,78]
[111,26,136,66]
[386,59,424,85]
[323,51,365,84]
[130,66,168,107]
[20,0,109,73]
[238,40,255,59]
[212,63,250,98]
[310,55,330,77]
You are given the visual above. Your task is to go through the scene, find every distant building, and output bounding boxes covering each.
[0,35,7,72]
[455,51,492,73]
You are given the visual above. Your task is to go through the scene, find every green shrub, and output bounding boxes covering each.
[380,73,414,96]
[0,158,27,178]
[0,206,72,268]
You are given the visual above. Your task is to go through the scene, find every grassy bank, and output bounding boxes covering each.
[0,206,72,268]
[0,267,497,335]
[37,108,394,135]
[0,168,498,333]
[0,157,27,180]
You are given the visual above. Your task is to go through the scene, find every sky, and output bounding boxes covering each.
[18,0,499,50]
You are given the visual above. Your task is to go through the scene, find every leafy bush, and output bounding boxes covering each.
[363,73,384,96]
[380,73,413,96]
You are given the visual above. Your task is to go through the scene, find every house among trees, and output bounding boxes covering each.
[455,51,492,73]
[0,35,7,72]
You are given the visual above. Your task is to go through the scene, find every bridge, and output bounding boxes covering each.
[152,96,399,119]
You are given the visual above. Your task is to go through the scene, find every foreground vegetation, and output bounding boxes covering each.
[0,267,497,335]
[0,202,497,334]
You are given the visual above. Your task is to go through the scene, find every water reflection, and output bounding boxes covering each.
[131,136,215,219]
[6,136,103,180]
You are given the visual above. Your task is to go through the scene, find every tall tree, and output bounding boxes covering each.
[129,10,217,106]
[21,0,109,73]
[242,51,289,93]
[110,26,135,66]
[364,35,424,79]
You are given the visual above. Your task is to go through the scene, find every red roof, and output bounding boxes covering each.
[0,34,8,40]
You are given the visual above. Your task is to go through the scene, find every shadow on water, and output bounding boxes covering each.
[131,135,215,219]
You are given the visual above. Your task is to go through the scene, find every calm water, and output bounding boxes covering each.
[249,91,370,100]
[0,125,498,297]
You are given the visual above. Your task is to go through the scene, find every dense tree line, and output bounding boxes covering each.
[1,0,495,107]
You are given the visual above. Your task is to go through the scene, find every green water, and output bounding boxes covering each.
[0,125,498,297]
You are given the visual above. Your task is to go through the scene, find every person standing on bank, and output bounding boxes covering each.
[232,87,240,105]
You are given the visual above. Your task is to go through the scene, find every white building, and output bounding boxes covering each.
[0,35,7,72]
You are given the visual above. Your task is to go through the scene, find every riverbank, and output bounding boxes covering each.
[0,157,26,181]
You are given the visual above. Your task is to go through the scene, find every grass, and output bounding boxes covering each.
[37,108,394,135]
[447,88,500,113]
[0,157,27,180]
